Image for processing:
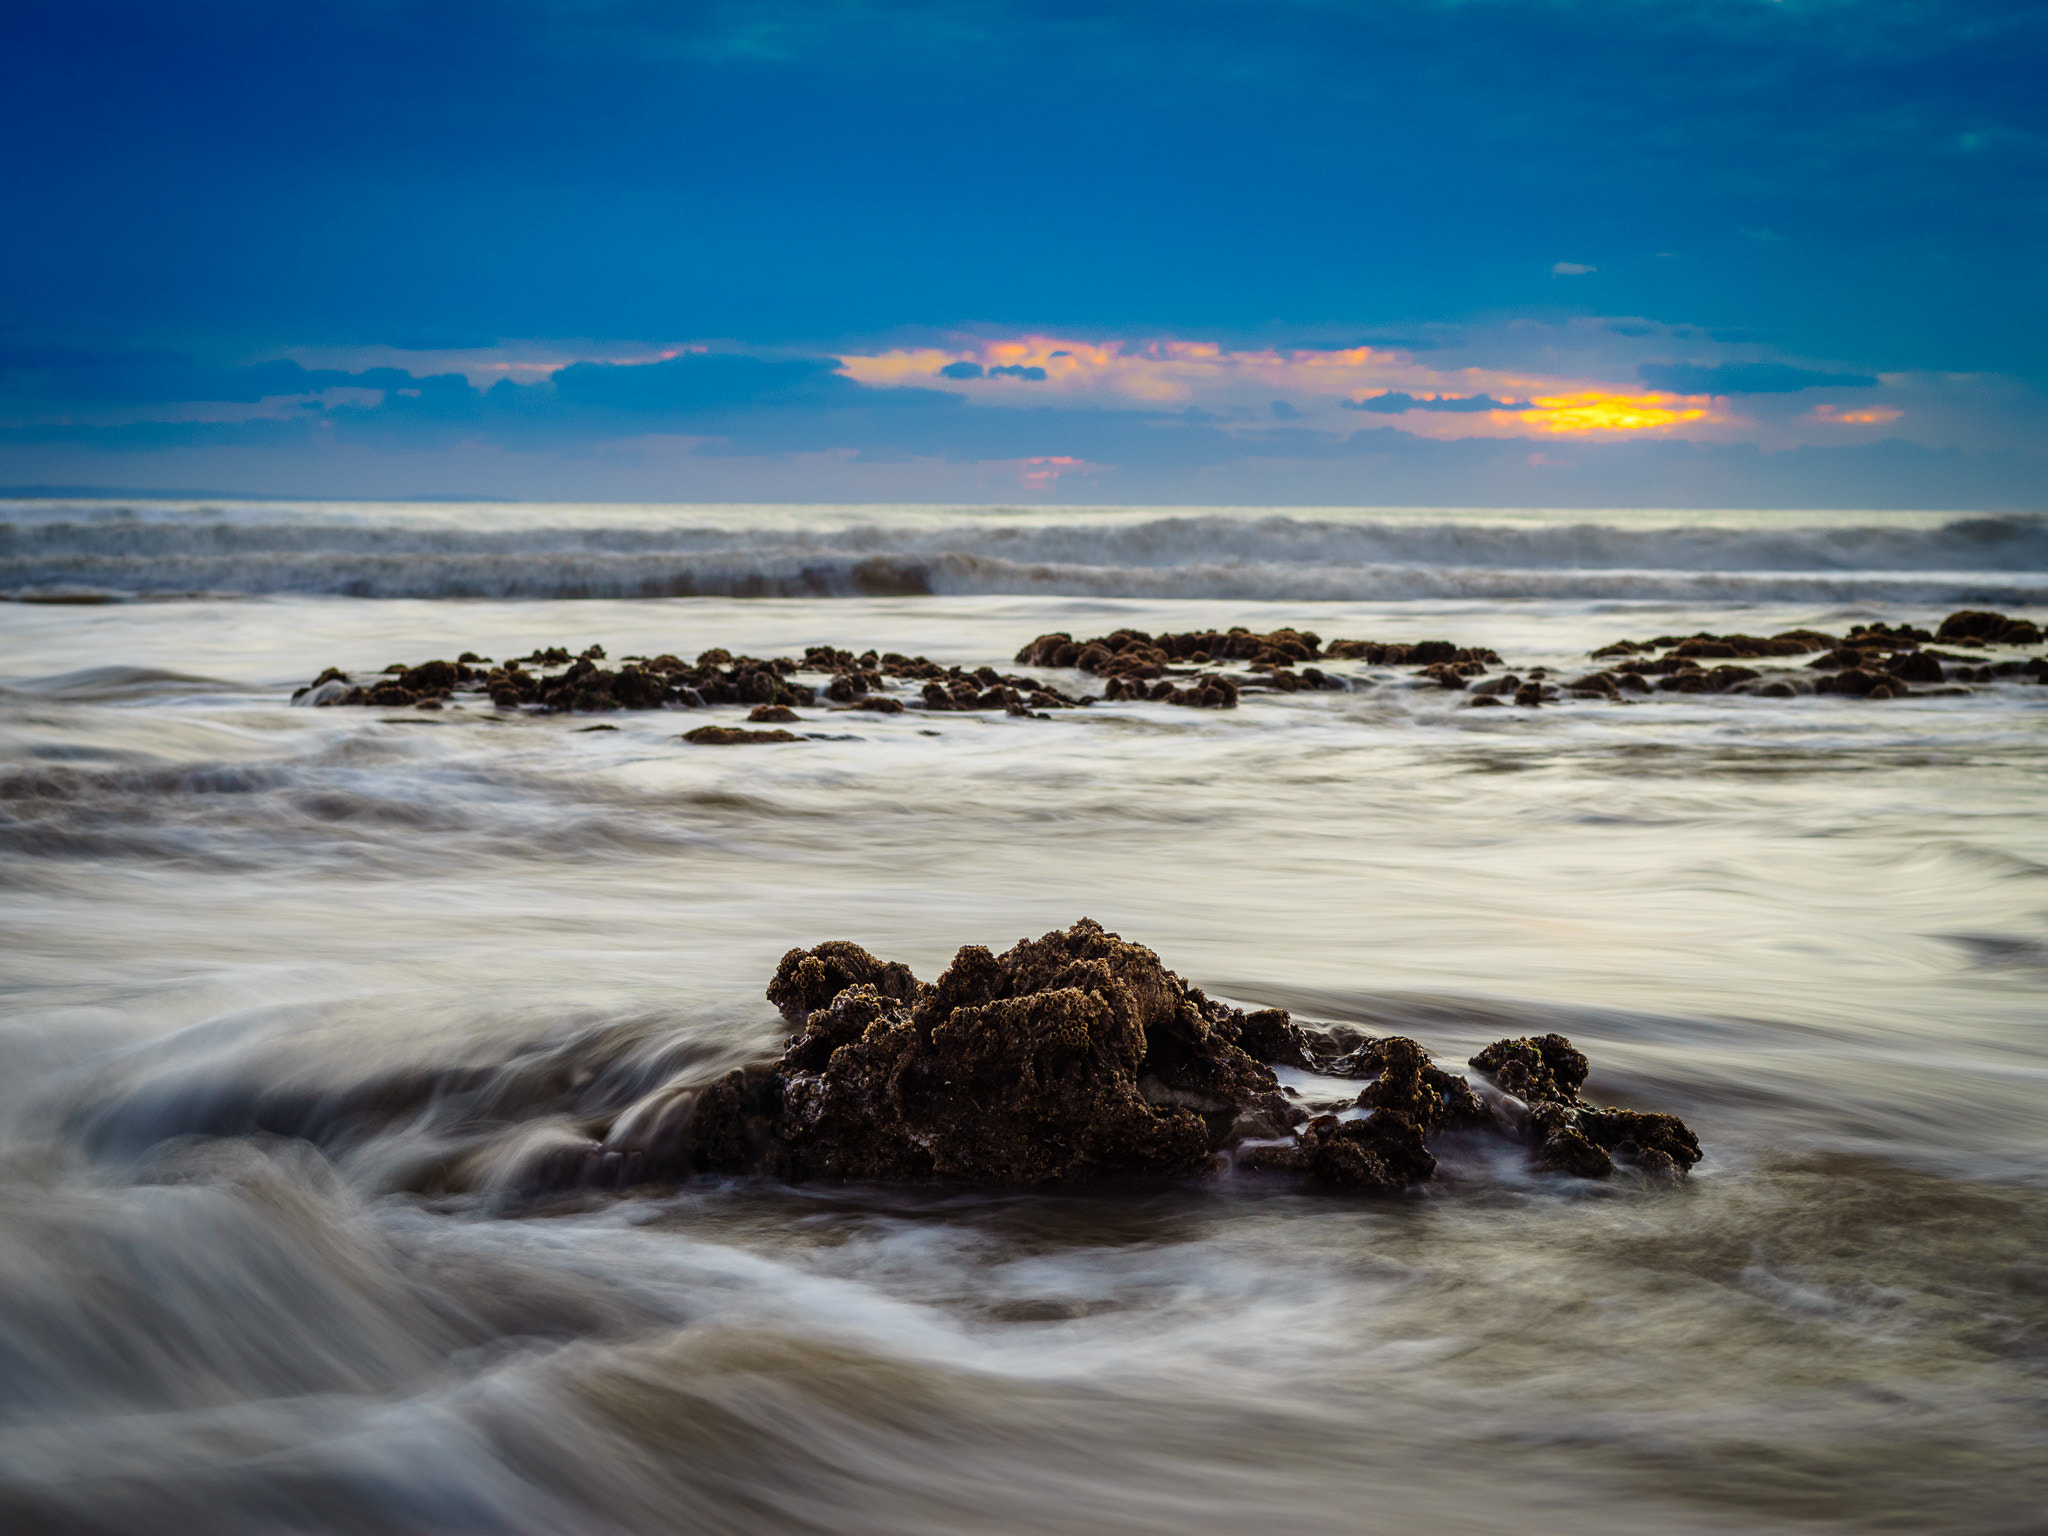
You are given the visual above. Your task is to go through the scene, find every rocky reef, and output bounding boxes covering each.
[292,642,1093,718]
[526,920,1701,1198]
[289,607,2042,722]
[1013,626,1503,706]
[1546,609,2048,706]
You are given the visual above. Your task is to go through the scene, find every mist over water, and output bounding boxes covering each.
[2,503,2045,1534]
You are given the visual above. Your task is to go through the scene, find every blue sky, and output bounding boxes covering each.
[3,0,2044,505]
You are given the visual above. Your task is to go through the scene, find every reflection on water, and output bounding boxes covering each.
[1,589,2045,1533]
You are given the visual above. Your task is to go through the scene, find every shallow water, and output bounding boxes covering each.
[2,504,2045,1534]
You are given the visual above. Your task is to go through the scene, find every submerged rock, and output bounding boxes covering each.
[682,725,801,745]
[1468,1033,1701,1178]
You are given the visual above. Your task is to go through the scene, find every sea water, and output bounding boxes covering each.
[2,502,2044,1534]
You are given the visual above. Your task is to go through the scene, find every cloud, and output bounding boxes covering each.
[1552,262,1597,276]
[550,352,859,413]
[1809,403,1905,425]
[0,340,487,414]
[1343,392,1530,414]
[932,360,1048,383]
[1637,361,1880,394]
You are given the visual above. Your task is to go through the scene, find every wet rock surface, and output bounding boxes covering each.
[518,921,1700,1198]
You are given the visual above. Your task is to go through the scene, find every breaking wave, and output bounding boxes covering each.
[3,510,2046,603]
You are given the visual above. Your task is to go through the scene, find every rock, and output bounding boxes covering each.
[1470,1033,1590,1103]
[292,678,354,707]
[1596,631,1831,663]
[1704,665,1761,692]
[1018,626,1499,680]
[1235,1008,1314,1069]
[765,919,1289,1184]
[1356,1036,1489,1130]
[1469,1033,1701,1177]
[681,726,801,745]
[1235,1035,1486,1189]
[1816,667,1884,697]
[1243,1112,1435,1190]
[1178,675,1240,709]
[768,941,926,1024]
[748,705,801,723]
[1937,609,2042,646]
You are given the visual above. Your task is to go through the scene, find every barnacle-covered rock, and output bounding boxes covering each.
[765,919,1290,1184]
[1469,1033,1700,1177]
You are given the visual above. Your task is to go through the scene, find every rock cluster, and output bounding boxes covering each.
[295,645,821,713]
[1563,610,2046,705]
[533,921,1701,1198]
[1937,609,2044,646]
[1012,626,1504,707]
[293,641,1094,719]
[289,608,2041,722]
[1469,1035,1701,1178]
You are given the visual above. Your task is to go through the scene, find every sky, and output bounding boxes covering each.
[2,0,2045,507]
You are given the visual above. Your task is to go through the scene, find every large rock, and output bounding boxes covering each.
[1936,609,2042,646]
[1469,1034,1701,1177]
[758,919,1292,1184]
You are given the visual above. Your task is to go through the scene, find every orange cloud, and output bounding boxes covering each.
[1017,455,1091,486]
[1809,404,1904,425]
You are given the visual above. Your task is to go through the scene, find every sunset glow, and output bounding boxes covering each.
[837,337,1729,439]
[1519,392,1720,434]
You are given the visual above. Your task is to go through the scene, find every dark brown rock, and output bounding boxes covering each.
[1470,1034,1589,1104]
[1469,1033,1700,1178]
[1817,667,1884,697]
[769,920,1285,1184]
[681,725,801,745]
[1886,652,1943,685]
[1937,609,2042,646]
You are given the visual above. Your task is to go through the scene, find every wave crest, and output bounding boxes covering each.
[3,512,2045,602]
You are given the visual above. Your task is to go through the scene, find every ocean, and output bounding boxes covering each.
[2,500,2045,1534]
